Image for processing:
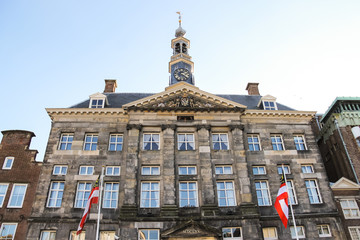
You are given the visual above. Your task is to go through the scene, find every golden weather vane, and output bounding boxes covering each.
[176,11,182,27]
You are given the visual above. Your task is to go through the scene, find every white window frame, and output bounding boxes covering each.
[7,184,27,208]
[263,227,278,240]
[212,133,229,150]
[305,179,322,204]
[0,183,9,207]
[108,134,123,151]
[255,180,271,206]
[0,223,17,240]
[301,165,314,173]
[138,229,159,240]
[248,134,261,151]
[143,133,160,151]
[216,181,236,207]
[53,165,68,175]
[79,166,94,175]
[294,135,307,150]
[74,182,92,208]
[177,133,195,151]
[46,181,65,208]
[140,182,160,208]
[178,166,197,175]
[252,166,266,175]
[290,226,305,239]
[83,134,98,151]
[58,133,73,150]
[40,230,56,240]
[277,165,290,174]
[105,166,120,176]
[340,199,360,219]
[287,180,298,205]
[103,182,119,209]
[263,100,277,110]
[141,166,160,176]
[89,98,105,108]
[349,227,360,240]
[222,227,242,239]
[179,181,198,207]
[70,231,85,240]
[215,165,233,175]
[317,224,331,237]
[2,157,14,170]
[271,134,285,151]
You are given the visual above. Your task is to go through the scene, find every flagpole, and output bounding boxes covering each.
[282,165,299,240]
[96,166,105,240]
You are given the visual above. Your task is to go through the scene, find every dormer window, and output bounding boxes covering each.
[263,101,276,110]
[89,93,107,109]
[258,95,278,110]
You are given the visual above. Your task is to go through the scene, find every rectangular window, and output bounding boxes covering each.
[90,99,104,108]
[222,227,242,239]
[143,134,160,150]
[142,166,160,175]
[179,166,196,175]
[0,223,17,240]
[317,225,331,237]
[290,226,305,239]
[2,157,14,170]
[212,133,229,150]
[349,227,360,240]
[138,229,159,240]
[53,165,68,175]
[79,166,94,175]
[217,181,236,207]
[294,135,307,150]
[103,182,119,209]
[177,133,194,150]
[46,181,65,208]
[40,231,56,240]
[106,166,120,176]
[255,181,271,206]
[215,165,233,175]
[179,182,198,207]
[301,165,314,173]
[252,166,266,175]
[263,227,278,240]
[287,180,297,205]
[271,135,284,150]
[277,165,290,174]
[248,134,261,151]
[263,101,277,110]
[8,184,27,208]
[74,182,92,208]
[100,231,116,240]
[70,231,85,240]
[340,199,360,219]
[305,180,322,204]
[0,184,9,207]
[109,134,123,151]
[140,182,159,208]
[83,134,98,151]
[58,133,73,150]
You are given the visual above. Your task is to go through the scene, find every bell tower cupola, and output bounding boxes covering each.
[169,12,195,85]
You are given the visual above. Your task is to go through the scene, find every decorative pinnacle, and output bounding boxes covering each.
[175,11,186,37]
[176,11,182,27]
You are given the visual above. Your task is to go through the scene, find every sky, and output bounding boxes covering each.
[1,1,360,161]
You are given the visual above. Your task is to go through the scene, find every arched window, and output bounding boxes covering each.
[182,43,187,54]
[175,43,181,54]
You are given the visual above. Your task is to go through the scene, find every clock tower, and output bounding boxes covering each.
[169,13,195,85]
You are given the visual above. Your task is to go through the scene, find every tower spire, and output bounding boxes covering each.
[176,11,182,27]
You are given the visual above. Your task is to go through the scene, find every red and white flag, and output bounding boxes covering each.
[77,177,100,235]
[274,174,289,228]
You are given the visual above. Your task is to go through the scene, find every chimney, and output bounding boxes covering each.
[246,82,260,95]
[104,79,117,93]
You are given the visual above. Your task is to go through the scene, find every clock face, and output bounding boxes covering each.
[174,68,190,81]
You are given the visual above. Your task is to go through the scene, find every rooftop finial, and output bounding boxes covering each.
[176,11,182,27]
[175,12,186,37]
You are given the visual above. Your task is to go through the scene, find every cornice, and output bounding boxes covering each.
[46,108,126,120]
[242,110,316,119]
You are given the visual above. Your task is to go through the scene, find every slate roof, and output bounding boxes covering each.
[70,92,295,111]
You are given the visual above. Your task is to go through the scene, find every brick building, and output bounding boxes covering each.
[27,22,345,239]
[0,130,41,240]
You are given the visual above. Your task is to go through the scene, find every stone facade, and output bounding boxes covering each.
[0,130,40,240]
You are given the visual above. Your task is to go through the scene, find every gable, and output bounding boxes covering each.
[162,220,221,239]
[331,177,360,190]
[123,82,246,112]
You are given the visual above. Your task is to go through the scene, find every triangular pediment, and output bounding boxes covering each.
[331,177,360,190]
[162,220,221,239]
[123,82,246,112]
